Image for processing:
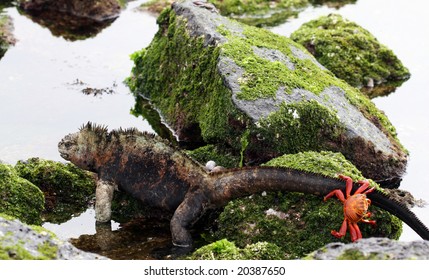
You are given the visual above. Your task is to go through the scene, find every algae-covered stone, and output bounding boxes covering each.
[0,14,15,59]
[212,151,402,259]
[0,214,106,259]
[129,0,407,182]
[309,0,357,9]
[14,158,96,224]
[140,0,308,27]
[290,14,410,97]
[0,164,44,225]
[305,237,429,260]
[187,239,284,260]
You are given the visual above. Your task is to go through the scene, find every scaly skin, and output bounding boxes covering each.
[58,123,429,247]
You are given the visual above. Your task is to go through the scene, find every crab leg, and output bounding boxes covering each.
[338,174,353,197]
[331,218,348,238]
[324,189,346,203]
[349,222,362,241]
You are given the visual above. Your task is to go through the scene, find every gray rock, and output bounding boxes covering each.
[0,215,107,260]
[130,0,408,182]
[307,238,429,260]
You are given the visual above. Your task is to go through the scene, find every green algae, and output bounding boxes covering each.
[0,214,59,260]
[290,14,410,95]
[0,164,44,225]
[129,3,406,175]
[128,8,247,149]
[1,14,14,59]
[213,151,402,259]
[187,238,284,260]
[220,23,348,101]
[140,0,309,27]
[253,100,345,156]
[210,0,309,27]
[187,144,240,168]
[14,158,96,224]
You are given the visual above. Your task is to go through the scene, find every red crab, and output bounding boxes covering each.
[324,175,376,242]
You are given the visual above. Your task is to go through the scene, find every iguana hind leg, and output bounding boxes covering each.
[170,190,207,247]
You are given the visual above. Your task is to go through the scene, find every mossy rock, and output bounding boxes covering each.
[128,0,407,182]
[212,151,402,259]
[187,239,285,260]
[140,0,309,27]
[0,14,15,59]
[210,0,309,27]
[0,214,106,260]
[308,0,357,9]
[290,14,410,97]
[0,164,44,225]
[14,158,96,224]
[305,238,429,260]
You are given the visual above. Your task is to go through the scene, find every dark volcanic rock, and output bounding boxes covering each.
[19,0,121,22]
[128,0,408,182]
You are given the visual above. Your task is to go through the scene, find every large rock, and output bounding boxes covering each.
[14,158,96,224]
[306,237,429,260]
[128,0,407,182]
[19,0,121,22]
[291,14,410,97]
[0,164,44,225]
[0,214,107,259]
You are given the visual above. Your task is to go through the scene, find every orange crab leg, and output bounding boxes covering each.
[355,180,375,195]
[350,222,362,241]
[324,189,346,203]
[331,218,347,238]
[338,174,353,197]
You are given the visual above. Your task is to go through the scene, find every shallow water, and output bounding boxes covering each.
[1,0,429,259]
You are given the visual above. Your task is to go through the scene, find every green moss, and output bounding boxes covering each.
[0,216,58,260]
[253,100,345,155]
[290,14,410,93]
[220,25,348,100]
[14,158,96,224]
[0,164,44,225]
[187,144,240,168]
[1,14,13,59]
[129,8,247,148]
[213,151,402,259]
[129,3,406,169]
[139,0,308,27]
[264,150,368,183]
[187,238,284,260]
[337,249,380,260]
[210,0,309,27]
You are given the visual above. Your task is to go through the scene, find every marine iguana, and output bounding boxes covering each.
[58,123,429,247]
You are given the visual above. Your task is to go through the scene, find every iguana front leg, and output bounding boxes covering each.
[95,179,117,223]
[170,189,207,247]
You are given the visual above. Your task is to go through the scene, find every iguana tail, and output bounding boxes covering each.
[210,166,429,240]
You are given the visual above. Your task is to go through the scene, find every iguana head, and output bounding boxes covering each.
[58,122,108,172]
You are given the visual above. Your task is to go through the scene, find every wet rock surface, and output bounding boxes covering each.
[306,237,429,260]
[19,0,121,22]
[129,0,408,182]
[0,215,107,259]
